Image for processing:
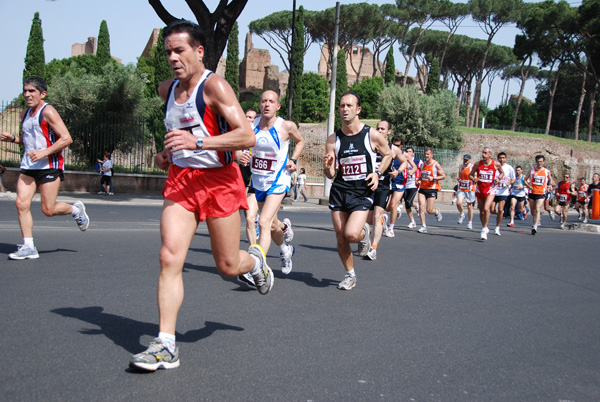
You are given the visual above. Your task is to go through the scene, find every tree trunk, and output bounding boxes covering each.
[587,80,598,142]
[575,70,587,141]
[511,57,532,132]
[544,62,561,135]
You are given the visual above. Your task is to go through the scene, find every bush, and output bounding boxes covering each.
[380,85,462,150]
[350,76,384,119]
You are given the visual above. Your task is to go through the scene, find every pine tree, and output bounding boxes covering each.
[97,20,111,67]
[225,22,239,97]
[425,58,440,95]
[335,49,348,129]
[384,48,396,85]
[288,6,305,123]
[23,12,45,81]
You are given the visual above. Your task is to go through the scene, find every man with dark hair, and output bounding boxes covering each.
[416,147,446,233]
[129,20,272,371]
[456,154,476,230]
[324,92,391,290]
[525,154,554,235]
[469,147,504,240]
[490,151,515,236]
[1,76,89,260]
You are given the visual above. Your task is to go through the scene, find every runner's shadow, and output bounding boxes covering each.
[51,306,244,354]
[273,270,338,288]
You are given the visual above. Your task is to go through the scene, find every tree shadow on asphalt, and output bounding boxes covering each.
[51,306,244,355]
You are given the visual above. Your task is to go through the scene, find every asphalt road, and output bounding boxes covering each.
[1,197,599,401]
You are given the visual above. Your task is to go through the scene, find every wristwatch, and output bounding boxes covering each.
[196,138,204,150]
[376,170,383,178]
[290,158,297,165]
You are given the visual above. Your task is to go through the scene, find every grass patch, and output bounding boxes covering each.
[461,127,600,152]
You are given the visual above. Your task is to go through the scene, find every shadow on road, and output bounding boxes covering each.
[51,306,244,354]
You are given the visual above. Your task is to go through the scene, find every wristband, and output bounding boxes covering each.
[12,135,16,143]
[290,159,297,165]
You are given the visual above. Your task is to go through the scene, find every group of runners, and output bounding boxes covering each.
[2,19,599,372]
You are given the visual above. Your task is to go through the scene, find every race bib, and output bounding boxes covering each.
[479,172,493,183]
[533,176,545,186]
[164,112,204,161]
[459,180,471,190]
[498,177,509,188]
[579,191,587,198]
[421,170,432,181]
[251,150,277,176]
[340,155,367,181]
[558,193,569,203]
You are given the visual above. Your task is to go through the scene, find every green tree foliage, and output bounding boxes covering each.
[426,58,440,94]
[23,12,45,81]
[380,85,462,150]
[47,63,162,167]
[486,98,540,129]
[97,20,111,67]
[283,72,329,123]
[335,49,348,129]
[289,6,305,123]
[349,77,384,119]
[225,22,239,97]
[384,48,396,84]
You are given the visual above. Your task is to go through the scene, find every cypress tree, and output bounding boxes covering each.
[384,48,395,85]
[225,22,239,97]
[152,29,171,87]
[23,12,45,81]
[289,6,305,123]
[425,58,440,95]
[97,20,111,67]
[335,49,348,129]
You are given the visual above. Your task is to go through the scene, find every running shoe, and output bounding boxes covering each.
[457,214,465,224]
[130,337,180,371]
[357,223,370,257]
[280,245,295,275]
[583,218,588,223]
[578,212,583,220]
[8,245,39,260]
[480,227,489,240]
[382,213,389,230]
[365,247,377,260]
[418,226,427,234]
[407,221,417,229]
[337,274,356,290]
[282,218,294,244]
[435,209,443,222]
[108,192,114,196]
[452,197,457,205]
[396,205,403,218]
[97,191,105,195]
[248,244,273,295]
[549,211,556,220]
[238,272,256,288]
[73,200,89,231]
[560,222,565,230]
[467,221,473,230]
[386,228,395,238]
[531,226,537,235]
[494,227,501,236]
[507,222,515,227]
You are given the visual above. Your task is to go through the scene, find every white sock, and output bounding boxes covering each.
[279,243,290,254]
[23,237,34,248]
[250,255,261,274]
[71,205,80,216]
[389,224,395,231]
[346,269,356,277]
[158,332,176,354]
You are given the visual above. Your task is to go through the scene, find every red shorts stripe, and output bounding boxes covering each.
[163,163,248,222]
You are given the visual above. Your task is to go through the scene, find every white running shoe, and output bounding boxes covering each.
[386,228,395,237]
[382,213,389,232]
[407,221,417,229]
[280,245,295,274]
[435,209,443,222]
[396,205,403,218]
[480,227,489,240]
[560,222,565,230]
[418,226,427,234]
[494,227,501,236]
[549,211,556,220]
[357,223,371,257]
[73,200,89,231]
[457,214,465,224]
[365,247,377,260]
[583,218,588,223]
[337,274,356,290]
[8,244,39,260]
[282,218,294,244]
[467,221,473,230]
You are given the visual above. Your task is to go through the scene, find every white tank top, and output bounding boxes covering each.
[164,70,233,169]
[20,103,64,170]
[250,116,291,191]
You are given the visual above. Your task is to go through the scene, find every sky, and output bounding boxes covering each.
[0,0,539,108]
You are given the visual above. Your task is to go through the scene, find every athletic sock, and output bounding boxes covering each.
[389,224,395,231]
[250,255,261,274]
[279,242,290,254]
[158,332,177,354]
[23,237,34,248]
[370,244,377,250]
[346,269,356,277]
[71,205,80,217]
